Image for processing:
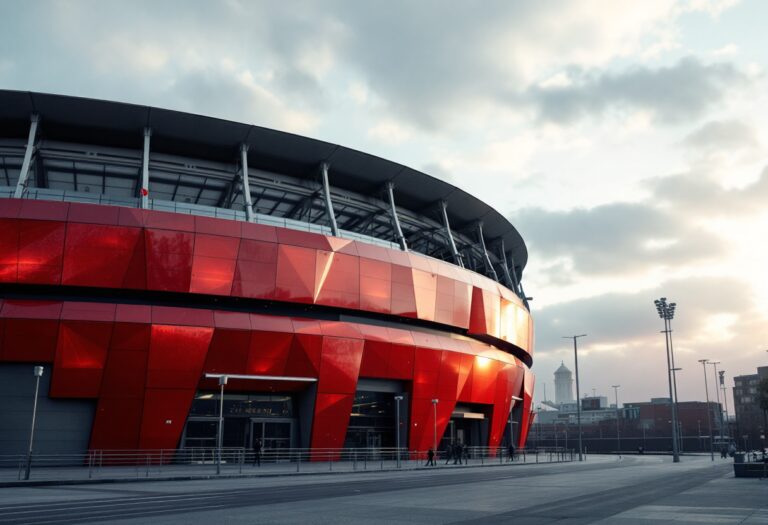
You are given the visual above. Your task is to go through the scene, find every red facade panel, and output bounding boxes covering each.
[91,397,144,450]
[146,325,213,389]
[359,258,392,314]
[50,321,112,398]
[274,245,316,303]
[144,229,194,292]
[17,220,65,284]
[314,251,360,309]
[139,388,195,450]
[317,336,364,395]
[61,224,142,288]
[0,218,17,283]
[1,318,59,362]
[310,393,355,452]
[0,201,535,453]
[231,239,277,299]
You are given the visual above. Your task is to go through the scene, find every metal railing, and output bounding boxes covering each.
[0,446,573,483]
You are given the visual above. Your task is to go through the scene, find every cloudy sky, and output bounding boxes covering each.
[2,0,767,408]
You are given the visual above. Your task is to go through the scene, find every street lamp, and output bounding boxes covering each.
[698,359,715,461]
[707,361,724,444]
[216,375,228,475]
[394,395,404,468]
[563,334,587,461]
[612,385,621,457]
[654,298,680,463]
[25,365,44,481]
[719,370,730,441]
[431,399,439,452]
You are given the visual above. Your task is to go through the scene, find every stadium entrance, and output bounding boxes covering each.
[181,392,298,450]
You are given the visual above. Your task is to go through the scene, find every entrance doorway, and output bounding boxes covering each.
[181,392,298,451]
[250,419,293,451]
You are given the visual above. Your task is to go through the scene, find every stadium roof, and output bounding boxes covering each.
[0,90,528,274]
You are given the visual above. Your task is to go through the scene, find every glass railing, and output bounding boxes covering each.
[0,187,401,252]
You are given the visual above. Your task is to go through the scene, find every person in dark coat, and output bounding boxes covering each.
[453,443,463,465]
[253,439,262,467]
[426,448,436,466]
[444,443,454,465]
[508,443,516,462]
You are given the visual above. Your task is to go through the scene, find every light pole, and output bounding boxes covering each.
[216,375,228,475]
[612,385,621,457]
[719,371,730,441]
[698,359,714,461]
[431,398,438,452]
[654,298,680,463]
[708,361,724,443]
[563,334,586,461]
[394,395,403,468]
[25,366,44,481]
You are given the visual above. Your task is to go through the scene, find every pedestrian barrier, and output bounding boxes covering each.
[0,446,575,483]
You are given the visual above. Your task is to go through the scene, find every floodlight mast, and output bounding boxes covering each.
[654,298,680,463]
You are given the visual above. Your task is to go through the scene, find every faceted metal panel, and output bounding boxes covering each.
[16,220,65,284]
[0,202,533,360]
[359,340,390,378]
[274,245,316,303]
[310,393,355,452]
[91,397,144,450]
[61,224,143,287]
[189,233,240,295]
[0,243,534,454]
[146,325,213,389]
[231,239,278,299]
[204,329,251,374]
[359,258,392,313]
[247,331,293,375]
[144,229,194,292]
[317,336,364,395]
[314,251,360,309]
[0,218,18,282]
[139,388,196,450]
[100,349,148,399]
[1,318,59,362]
[50,321,112,398]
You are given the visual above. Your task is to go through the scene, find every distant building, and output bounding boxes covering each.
[733,366,768,450]
[554,362,574,404]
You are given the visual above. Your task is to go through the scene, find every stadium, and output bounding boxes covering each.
[0,90,534,458]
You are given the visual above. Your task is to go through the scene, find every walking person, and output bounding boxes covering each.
[253,439,262,467]
[453,442,463,465]
[425,448,436,466]
[507,443,515,462]
[444,443,454,465]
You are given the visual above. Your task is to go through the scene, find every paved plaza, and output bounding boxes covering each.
[0,455,765,524]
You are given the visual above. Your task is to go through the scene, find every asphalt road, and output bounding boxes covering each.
[0,456,763,524]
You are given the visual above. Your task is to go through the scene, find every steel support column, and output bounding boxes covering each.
[497,241,515,290]
[13,114,40,199]
[240,144,254,222]
[477,222,499,282]
[439,200,463,267]
[320,162,339,237]
[386,182,407,251]
[140,127,151,209]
